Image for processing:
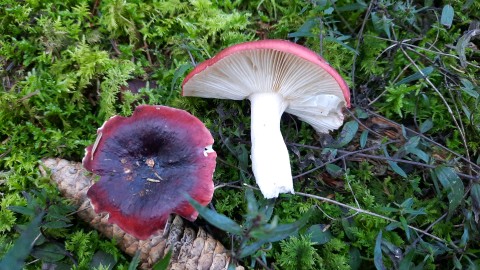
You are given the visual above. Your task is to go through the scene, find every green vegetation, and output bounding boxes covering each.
[1,0,479,269]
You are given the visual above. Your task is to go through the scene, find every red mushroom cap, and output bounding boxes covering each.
[182,39,350,107]
[83,105,216,240]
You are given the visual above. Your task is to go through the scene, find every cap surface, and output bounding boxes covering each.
[83,105,216,240]
[182,39,350,133]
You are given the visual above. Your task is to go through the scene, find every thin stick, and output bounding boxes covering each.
[408,212,448,250]
[18,90,40,102]
[143,40,153,66]
[366,35,480,68]
[390,48,471,169]
[290,140,401,179]
[332,1,354,34]
[288,142,479,181]
[339,151,479,180]
[255,257,273,270]
[243,183,454,247]
[294,190,457,248]
[67,205,92,217]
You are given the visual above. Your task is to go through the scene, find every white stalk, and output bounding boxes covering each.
[249,92,293,198]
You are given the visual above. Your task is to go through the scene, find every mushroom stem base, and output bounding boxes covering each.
[249,92,293,198]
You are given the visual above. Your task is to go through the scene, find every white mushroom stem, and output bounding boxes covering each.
[249,92,294,198]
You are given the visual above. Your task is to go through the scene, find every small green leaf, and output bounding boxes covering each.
[258,199,275,222]
[0,211,44,269]
[419,119,433,133]
[152,250,172,270]
[128,251,141,270]
[383,146,407,177]
[31,243,66,262]
[408,148,430,163]
[396,66,434,85]
[336,2,367,12]
[403,137,429,162]
[385,222,401,231]
[456,30,480,68]
[341,217,355,240]
[371,12,392,39]
[187,196,243,235]
[261,218,308,242]
[321,148,338,159]
[399,249,416,270]
[459,226,469,247]
[324,7,334,14]
[440,5,454,28]
[381,14,392,39]
[470,183,480,223]
[453,255,462,269]
[288,18,316,40]
[90,250,116,270]
[400,197,414,209]
[349,247,361,270]
[325,36,358,55]
[42,220,71,229]
[238,240,266,258]
[434,166,465,219]
[360,130,368,148]
[170,63,191,93]
[374,231,386,270]
[461,104,472,120]
[387,161,407,178]
[306,224,332,245]
[464,254,480,269]
[328,120,359,148]
[404,208,426,217]
[381,241,403,265]
[252,209,312,243]
[245,189,258,217]
[325,164,343,178]
[8,206,35,217]
[400,216,410,241]
[355,107,369,119]
[403,136,420,152]
[460,78,479,99]
[401,124,408,139]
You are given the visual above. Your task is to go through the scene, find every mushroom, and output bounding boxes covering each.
[182,39,350,199]
[82,105,217,240]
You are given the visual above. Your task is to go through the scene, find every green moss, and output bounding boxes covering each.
[1,0,479,268]
[276,235,320,270]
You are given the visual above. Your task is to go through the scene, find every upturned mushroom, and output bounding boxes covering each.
[182,39,350,199]
[83,105,217,239]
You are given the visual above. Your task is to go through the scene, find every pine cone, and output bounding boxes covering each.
[39,158,235,270]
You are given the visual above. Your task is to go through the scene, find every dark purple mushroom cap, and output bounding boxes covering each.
[82,105,216,240]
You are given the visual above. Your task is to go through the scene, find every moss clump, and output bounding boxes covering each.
[1,0,480,268]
